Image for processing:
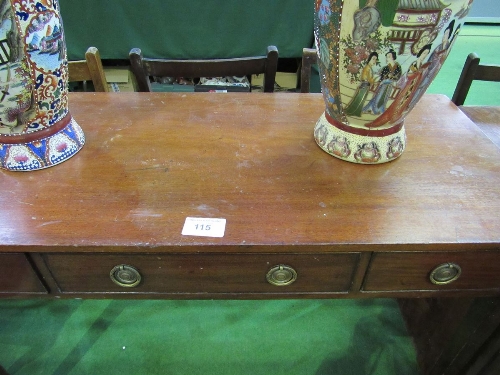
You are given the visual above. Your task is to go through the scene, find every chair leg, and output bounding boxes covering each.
[301,48,317,93]
[451,52,480,106]
[263,45,279,93]
[129,48,152,92]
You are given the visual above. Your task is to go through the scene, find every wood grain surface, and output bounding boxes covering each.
[460,106,500,149]
[1,93,499,252]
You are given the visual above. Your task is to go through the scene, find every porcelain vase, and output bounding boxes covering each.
[313,0,474,164]
[0,0,84,171]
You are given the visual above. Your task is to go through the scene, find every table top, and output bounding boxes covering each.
[459,106,500,150]
[1,93,500,252]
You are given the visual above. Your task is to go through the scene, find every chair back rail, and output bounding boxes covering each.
[68,47,109,92]
[130,46,278,93]
[452,52,500,106]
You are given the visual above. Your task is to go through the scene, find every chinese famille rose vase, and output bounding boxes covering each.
[0,0,84,171]
[313,0,474,164]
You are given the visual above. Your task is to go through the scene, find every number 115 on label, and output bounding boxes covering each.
[181,217,226,238]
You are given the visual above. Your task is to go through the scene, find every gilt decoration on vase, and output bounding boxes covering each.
[0,0,84,171]
[313,0,474,164]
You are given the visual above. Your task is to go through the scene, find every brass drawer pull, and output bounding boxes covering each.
[430,263,462,285]
[110,265,142,288]
[266,265,297,286]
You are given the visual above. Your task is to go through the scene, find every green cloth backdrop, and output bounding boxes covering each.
[59,0,315,60]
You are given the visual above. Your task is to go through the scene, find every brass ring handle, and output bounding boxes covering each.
[429,263,461,285]
[266,265,297,286]
[110,264,142,288]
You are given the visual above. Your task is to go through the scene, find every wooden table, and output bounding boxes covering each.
[460,106,500,150]
[1,93,500,374]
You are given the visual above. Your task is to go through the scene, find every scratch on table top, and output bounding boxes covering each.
[38,221,62,227]
[130,209,163,218]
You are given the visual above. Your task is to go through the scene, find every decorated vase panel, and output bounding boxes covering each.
[314,0,473,133]
[0,0,83,171]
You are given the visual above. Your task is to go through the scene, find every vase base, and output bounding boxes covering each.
[314,112,406,164]
[0,117,85,172]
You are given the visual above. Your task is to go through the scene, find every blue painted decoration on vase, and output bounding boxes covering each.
[0,0,84,171]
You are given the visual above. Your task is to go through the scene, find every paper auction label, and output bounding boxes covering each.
[181,217,226,238]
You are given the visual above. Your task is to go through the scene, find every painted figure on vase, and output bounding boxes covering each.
[313,0,474,164]
[344,51,379,117]
[407,20,456,109]
[366,44,431,128]
[408,44,432,76]
[364,19,459,129]
[363,49,401,115]
[395,43,431,97]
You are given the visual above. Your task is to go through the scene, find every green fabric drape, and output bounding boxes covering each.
[59,0,314,60]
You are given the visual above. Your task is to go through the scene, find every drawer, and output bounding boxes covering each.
[0,254,47,294]
[363,251,500,292]
[43,253,359,294]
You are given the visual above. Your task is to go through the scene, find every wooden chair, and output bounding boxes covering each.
[451,52,500,106]
[68,47,109,92]
[452,53,500,149]
[300,48,318,93]
[129,46,279,92]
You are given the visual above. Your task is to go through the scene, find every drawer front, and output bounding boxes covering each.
[363,251,500,292]
[0,254,47,294]
[43,253,359,294]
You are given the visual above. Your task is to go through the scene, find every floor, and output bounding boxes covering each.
[1,23,499,375]
[0,299,419,375]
